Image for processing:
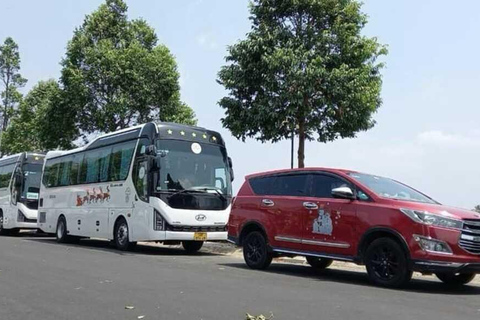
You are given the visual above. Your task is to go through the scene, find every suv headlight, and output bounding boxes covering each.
[413,235,452,254]
[400,208,463,230]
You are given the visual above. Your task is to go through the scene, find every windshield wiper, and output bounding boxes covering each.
[193,187,227,202]
[166,188,207,198]
[165,187,227,202]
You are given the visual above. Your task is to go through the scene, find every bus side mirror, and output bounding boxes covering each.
[14,172,22,187]
[228,157,234,182]
[146,145,157,156]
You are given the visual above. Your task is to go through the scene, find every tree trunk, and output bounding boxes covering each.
[297,118,305,168]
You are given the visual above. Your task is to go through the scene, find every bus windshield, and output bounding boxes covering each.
[156,140,232,195]
[22,163,43,200]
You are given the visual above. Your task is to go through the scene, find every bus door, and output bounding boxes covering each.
[130,139,153,240]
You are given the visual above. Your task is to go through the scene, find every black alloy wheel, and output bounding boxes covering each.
[243,231,273,270]
[365,238,412,287]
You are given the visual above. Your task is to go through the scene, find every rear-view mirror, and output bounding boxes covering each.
[331,187,355,200]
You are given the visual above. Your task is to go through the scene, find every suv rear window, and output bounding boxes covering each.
[249,174,308,196]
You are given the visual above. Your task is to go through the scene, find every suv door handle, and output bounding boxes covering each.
[303,202,318,210]
[262,199,275,207]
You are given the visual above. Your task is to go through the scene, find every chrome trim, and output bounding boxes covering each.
[303,202,318,210]
[414,261,463,268]
[413,234,453,255]
[262,199,275,207]
[275,236,302,244]
[272,248,354,262]
[464,219,480,227]
[301,239,350,248]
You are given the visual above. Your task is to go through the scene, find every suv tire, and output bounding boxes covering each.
[365,237,412,287]
[243,231,273,270]
[306,256,333,270]
[435,273,476,286]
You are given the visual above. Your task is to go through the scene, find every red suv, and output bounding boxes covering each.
[228,168,480,287]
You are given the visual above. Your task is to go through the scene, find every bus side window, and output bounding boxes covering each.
[110,141,135,182]
[0,166,7,188]
[70,154,83,185]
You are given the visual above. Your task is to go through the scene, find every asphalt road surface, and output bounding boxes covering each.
[1,233,479,320]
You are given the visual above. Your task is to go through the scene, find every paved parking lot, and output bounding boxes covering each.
[1,233,479,320]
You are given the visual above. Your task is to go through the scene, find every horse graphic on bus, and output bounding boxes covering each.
[76,186,111,206]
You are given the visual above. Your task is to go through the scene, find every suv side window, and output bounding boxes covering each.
[249,176,276,195]
[270,174,308,196]
[311,174,353,198]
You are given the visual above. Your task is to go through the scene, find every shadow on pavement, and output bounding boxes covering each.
[25,237,223,257]
[221,262,480,295]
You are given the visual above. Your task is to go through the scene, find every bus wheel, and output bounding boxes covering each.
[0,211,5,235]
[114,218,136,251]
[182,241,204,253]
[56,217,69,243]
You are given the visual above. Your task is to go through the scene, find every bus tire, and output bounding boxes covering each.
[56,216,69,243]
[114,218,135,251]
[0,211,5,235]
[182,241,204,253]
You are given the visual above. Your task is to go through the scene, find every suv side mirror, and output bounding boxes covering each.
[228,157,234,182]
[332,187,355,200]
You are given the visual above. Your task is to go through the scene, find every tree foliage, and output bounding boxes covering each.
[474,205,480,213]
[218,0,387,167]
[61,0,196,136]
[0,37,27,132]
[1,80,76,154]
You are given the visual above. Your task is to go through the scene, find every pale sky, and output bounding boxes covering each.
[1,0,479,209]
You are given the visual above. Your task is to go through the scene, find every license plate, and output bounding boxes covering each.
[194,232,207,241]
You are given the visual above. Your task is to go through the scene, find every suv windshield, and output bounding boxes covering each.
[348,172,437,204]
[156,139,232,195]
[22,163,42,200]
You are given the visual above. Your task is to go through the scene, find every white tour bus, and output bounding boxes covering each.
[38,122,234,252]
[0,152,45,235]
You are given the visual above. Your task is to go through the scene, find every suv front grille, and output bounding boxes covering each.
[459,219,480,255]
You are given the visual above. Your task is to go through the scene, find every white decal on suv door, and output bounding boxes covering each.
[312,208,333,235]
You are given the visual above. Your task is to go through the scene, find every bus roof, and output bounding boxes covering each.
[45,122,226,160]
[0,152,44,166]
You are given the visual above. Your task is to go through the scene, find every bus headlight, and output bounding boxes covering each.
[154,210,165,231]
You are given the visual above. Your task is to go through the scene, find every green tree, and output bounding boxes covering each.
[474,205,480,213]
[218,0,387,167]
[61,0,196,137]
[0,37,27,132]
[1,80,76,154]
